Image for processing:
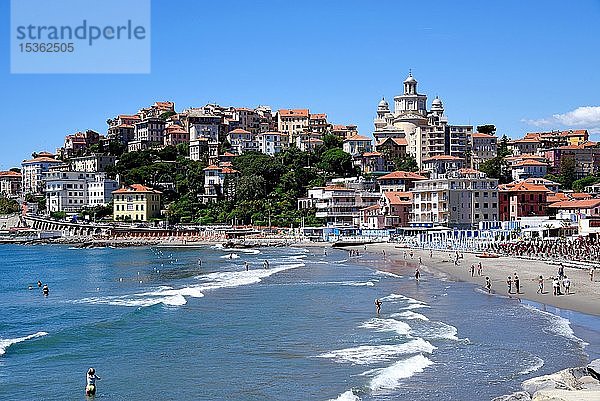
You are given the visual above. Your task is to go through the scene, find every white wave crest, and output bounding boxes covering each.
[519,356,544,375]
[359,318,411,336]
[0,332,48,356]
[390,311,429,321]
[521,304,587,345]
[220,253,240,259]
[317,338,436,365]
[365,354,434,392]
[328,390,361,401]
[375,270,402,278]
[414,321,460,341]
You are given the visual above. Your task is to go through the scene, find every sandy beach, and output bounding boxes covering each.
[357,243,600,317]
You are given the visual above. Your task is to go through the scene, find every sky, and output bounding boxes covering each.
[1,0,599,169]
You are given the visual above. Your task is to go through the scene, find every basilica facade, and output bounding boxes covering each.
[373,72,472,167]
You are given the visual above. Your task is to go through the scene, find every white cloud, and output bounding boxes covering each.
[522,106,600,134]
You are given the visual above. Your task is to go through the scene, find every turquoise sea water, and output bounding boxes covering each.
[0,244,598,400]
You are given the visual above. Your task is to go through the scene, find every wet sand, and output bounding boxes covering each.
[358,243,600,317]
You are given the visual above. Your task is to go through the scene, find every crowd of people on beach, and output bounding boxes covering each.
[486,236,600,264]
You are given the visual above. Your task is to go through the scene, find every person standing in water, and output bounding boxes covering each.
[42,284,49,296]
[37,280,42,288]
[85,368,100,396]
[415,267,421,281]
[244,261,249,271]
[485,277,492,293]
[374,298,382,314]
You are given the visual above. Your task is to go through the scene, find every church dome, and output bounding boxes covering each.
[432,96,442,106]
[378,97,389,108]
[404,73,417,83]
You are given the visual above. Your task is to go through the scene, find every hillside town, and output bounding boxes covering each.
[2,72,600,246]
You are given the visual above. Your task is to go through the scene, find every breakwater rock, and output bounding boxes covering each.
[493,359,600,400]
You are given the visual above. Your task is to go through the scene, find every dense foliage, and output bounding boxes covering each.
[0,197,20,214]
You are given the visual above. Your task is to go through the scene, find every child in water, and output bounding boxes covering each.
[85,368,100,396]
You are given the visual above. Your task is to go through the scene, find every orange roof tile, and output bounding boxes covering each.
[113,184,161,194]
[309,113,327,119]
[378,171,426,181]
[362,151,382,157]
[513,160,548,167]
[344,134,371,141]
[422,155,462,162]
[0,171,21,177]
[499,181,551,193]
[472,132,496,139]
[22,157,63,164]
[278,109,309,118]
[549,199,600,209]
[384,191,413,205]
[229,128,251,134]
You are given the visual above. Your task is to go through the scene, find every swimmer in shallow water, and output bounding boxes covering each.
[85,367,100,396]
[374,298,382,314]
[42,284,49,296]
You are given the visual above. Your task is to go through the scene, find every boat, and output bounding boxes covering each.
[477,253,500,259]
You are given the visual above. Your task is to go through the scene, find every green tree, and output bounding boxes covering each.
[318,148,355,177]
[572,175,600,192]
[558,156,577,190]
[497,135,511,158]
[476,124,496,135]
[0,197,20,214]
[393,154,419,172]
[479,156,511,184]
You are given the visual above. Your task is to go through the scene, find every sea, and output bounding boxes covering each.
[0,244,598,401]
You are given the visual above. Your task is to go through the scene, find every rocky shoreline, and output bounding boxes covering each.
[493,359,600,400]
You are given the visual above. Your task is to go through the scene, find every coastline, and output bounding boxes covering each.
[357,243,600,318]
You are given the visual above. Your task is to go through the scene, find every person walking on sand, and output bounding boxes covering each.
[507,276,513,294]
[590,267,595,282]
[470,265,475,277]
[85,367,100,396]
[477,263,483,277]
[558,264,565,280]
[514,274,521,294]
[563,275,571,295]
[419,256,422,265]
[415,267,421,281]
[429,249,433,258]
[485,277,492,293]
[552,276,560,296]
[374,298,382,314]
[537,275,544,294]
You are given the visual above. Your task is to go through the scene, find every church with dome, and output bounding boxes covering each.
[373,72,472,167]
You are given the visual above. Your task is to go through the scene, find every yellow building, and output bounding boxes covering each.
[112,184,162,221]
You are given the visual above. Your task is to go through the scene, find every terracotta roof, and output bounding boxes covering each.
[229,128,251,134]
[361,204,380,211]
[513,160,548,167]
[570,192,593,200]
[113,184,161,194]
[154,101,174,110]
[0,171,21,177]
[499,181,551,192]
[332,124,348,130]
[324,185,352,191]
[203,165,221,170]
[116,124,134,129]
[560,129,588,137]
[384,191,413,205]
[472,132,496,139]
[344,134,371,141]
[549,199,600,209]
[511,138,541,143]
[166,125,187,133]
[309,113,327,119]
[221,167,239,174]
[362,151,382,157]
[38,151,54,157]
[377,137,408,146]
[505,154,544,161]
[522,177,560,186]
[378,171,426,181]
[118,114,140,120]
[547,193,569,203]
[458,168,482,174]
[559,141,597,150]
[422,155,462,162]
[278,109,309,118]
[221,152,237,157]
[22,157,63,164]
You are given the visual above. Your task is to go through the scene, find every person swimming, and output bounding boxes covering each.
[37,280,42,288]
[42,284,49,296]
[374,298,382,314]
[85,367,100,396]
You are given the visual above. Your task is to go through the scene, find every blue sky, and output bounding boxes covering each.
[1,0,599,169]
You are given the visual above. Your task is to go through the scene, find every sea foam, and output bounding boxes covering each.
[317,338,436,365]
[521,304,587,345]
[328,390,361,401]
[365,354,434,392]
[390,311,430,321]
[359,318,411,336]
[0,331,48,356]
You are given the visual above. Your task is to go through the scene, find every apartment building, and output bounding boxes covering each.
[376,171,426,192]
[21,156,66,194]
[498,181,550,221]
[342,135,373,156]
[0,171,22,197]
[113,184,162,221]
[471,132,498,169]
[70,154,116,172]
[202,165,239,203]
[277,109,309,144]
[411,169,498,229]
[256,132,288,155]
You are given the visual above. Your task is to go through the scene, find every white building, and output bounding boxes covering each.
[44,171,118,213]
[0,171,22,197]
[21,156,66,194]
[256,132,288,155]
[202,165,239,203]
[88,173,119,206]
[411,169,498,229]
[343,135,373,156]
[70,154,116,172]
[373,72,472,167]
[227,129,257,154]
[511,159,549,181]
